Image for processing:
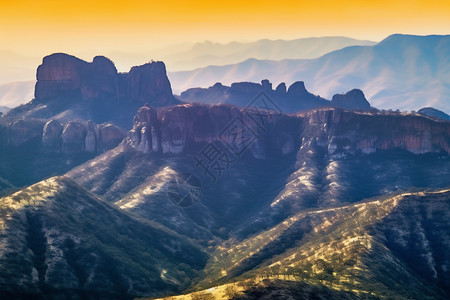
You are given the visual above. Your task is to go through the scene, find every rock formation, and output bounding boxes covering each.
[41,120,125,154]
[331,89,371,110]
[178,79,370,113]
[128,104,450,158]
[300,108,450,156]
[35,53,179,107]
[7,119,43,146]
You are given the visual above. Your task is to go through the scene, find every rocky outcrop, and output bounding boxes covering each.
[35,53,179,107]
[287,81,308,97]
[129,106,159,153]
[128,104,300,157]
[128,104,450,158]
[331,89,370,110]
[98,123,125,151]
[7,119,44,146]
[275,82,287,94]
[42,120,64,152]
[300,108,450,156]
[61,121,87,153]
[41,120,124,154]
[4,118,124,154]
[179,79,371,113]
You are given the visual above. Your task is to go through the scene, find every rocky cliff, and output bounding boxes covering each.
[0,118,124,154]
[35,53,178,107]
[129,103,301,158]
[128,104,450,157]
[0,54,180,130]
[299,108,450,156]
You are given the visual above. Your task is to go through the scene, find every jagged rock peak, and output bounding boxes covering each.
[275,82,287,94]
[133,105,158,125]
[287,81,308,96]
[261,79,272,91]
[331,89,370,110]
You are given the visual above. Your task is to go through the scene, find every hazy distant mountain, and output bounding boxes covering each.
[0,37,374,108]
[0,81,35,108]
[169,34,450,113]
[0,106,9,113]
[160,37,376,71]
[0,50,40,85]
[178,80,371,113]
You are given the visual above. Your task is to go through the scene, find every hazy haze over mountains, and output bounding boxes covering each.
[169,34,450,114]
[0,37,374,109]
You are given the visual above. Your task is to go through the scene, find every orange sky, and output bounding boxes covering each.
[1,0,450,55]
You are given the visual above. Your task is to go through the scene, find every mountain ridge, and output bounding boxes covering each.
[0,176,208,299]
[168,34,450,113]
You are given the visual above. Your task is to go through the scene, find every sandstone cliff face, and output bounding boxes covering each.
[34,53,178,107]
[300,108,450,156]
[42,120,125,154]
[2,117,124,154]
[128,104,301,157]
[128,104,450,159]
[42,120,63,152]
[7,119,44,146]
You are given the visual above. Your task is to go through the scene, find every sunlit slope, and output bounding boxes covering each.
[0,176,207,299]
[197,190,450,299]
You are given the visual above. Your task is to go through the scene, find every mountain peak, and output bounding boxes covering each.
[331,89,370,110]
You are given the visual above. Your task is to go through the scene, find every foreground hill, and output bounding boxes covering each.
[169,34,450,113]
[0,177,207,299]
[157,189,450,299]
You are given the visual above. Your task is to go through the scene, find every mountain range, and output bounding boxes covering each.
[0,52,449,299]
[169,34,450,114]
[0,37,374,109]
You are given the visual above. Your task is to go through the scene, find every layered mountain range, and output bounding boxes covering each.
[0,53,449,299]
[169,34,450,113]
[178,80,371,113]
